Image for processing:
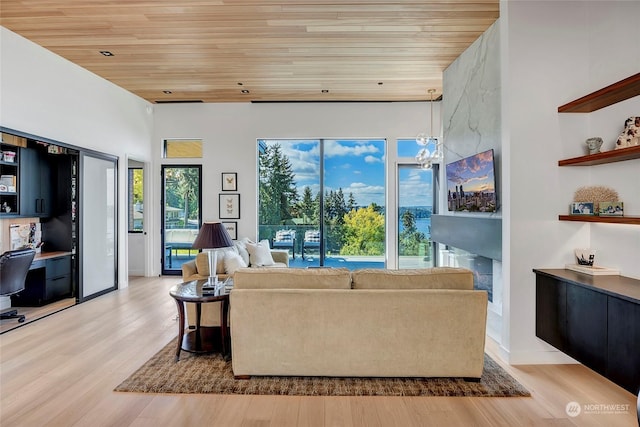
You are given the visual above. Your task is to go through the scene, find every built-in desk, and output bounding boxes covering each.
[11,251,74,307]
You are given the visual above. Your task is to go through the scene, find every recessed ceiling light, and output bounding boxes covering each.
[321,89,329,93]
[241,89,250,94]
[99,50,114,56]
[163,90,172,94]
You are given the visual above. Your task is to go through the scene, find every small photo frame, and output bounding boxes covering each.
[221,221,237,240]
[570,202,595,215]
[219,193,240,219]
[598,201,624,216]
[222,172,237,191]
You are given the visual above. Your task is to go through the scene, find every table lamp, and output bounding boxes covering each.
[192,222,234,285]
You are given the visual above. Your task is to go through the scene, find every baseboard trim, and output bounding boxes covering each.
[485,335,579,365]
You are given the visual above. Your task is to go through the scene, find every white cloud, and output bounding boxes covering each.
[364,155,382,163]
[324,140,380,158]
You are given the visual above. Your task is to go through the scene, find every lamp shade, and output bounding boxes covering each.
[192,222,233,249]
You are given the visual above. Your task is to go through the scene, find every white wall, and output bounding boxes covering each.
[152,101,440,275]
[0,27,155,288]
[501,0,640,364]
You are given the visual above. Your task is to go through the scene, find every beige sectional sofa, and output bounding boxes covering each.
[230,267,488,379]
[181,240,289,327]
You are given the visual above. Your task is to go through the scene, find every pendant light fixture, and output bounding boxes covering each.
[416,89,443,169]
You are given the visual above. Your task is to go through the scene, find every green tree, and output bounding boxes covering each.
[258,143,298,226]
[399,210,429,257]
[164,167,199,227]
[297,186,317,224]
[324,188,350,253]
[340,204,385,255]
[132,169,143,205]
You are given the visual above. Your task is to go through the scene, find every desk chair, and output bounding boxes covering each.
[0,248,36,323]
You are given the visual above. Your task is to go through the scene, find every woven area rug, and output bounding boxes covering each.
[115,340,530,397]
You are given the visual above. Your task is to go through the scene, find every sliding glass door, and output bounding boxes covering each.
[79,152,117,301]
[258,139,385,269]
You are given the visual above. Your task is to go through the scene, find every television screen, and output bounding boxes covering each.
[446,149,497,212]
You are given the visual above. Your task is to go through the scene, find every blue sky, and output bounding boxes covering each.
[263,139,386,207]
[262,139,433,208]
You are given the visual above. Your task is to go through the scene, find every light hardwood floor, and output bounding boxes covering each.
[0,276,636,427]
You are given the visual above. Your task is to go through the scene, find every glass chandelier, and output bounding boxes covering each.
[416,89,443,169]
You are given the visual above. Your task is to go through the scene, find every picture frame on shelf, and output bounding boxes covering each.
[570,202,594,215]
[219,193,240,219]
[598,201,624,216]
[221,221,237,240]
[221,172,237,191]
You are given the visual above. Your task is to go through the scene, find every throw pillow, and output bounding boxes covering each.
[245,239,275,266]
[234,238,252,266]
[216,247,237,274]
[224,252,247,274]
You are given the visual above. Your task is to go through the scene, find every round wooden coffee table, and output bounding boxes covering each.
[169,280,230,362]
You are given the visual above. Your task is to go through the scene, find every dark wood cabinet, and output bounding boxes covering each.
[565,285,607,374]
[534,269,640,394]
[607,297,640,394]
[0,141,21,216]
[535,275,566,351]
[13,254,72,306]
[20,146,52,217]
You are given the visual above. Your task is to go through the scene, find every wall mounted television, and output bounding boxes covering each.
[446,149,497,212]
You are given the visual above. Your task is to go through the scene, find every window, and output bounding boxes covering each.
[127,167,143,232]
[163,139,203,158]
[396,138,439,269]
[397,164,435,269]
[258,139,386,269]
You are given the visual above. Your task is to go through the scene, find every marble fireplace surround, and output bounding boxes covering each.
[431,215,502,262]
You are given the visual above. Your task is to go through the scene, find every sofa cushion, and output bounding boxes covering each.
[194,252,210,276]
[351,267,473,290]
[233,267,351,289]
[245,239,275,266]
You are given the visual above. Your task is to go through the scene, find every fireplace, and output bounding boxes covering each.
[431,215,502,303]
[440,247,494,301]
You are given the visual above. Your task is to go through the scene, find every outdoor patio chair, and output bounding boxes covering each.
[302,230,320,260]
[271,229,296,259]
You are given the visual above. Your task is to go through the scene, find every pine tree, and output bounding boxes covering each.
[258,143,299,226]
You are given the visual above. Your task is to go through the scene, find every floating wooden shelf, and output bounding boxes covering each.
[558,145,640,166]
[558,72,640,113]
[559,215,640,225]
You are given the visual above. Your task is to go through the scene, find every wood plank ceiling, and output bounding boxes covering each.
[0,1,499,103]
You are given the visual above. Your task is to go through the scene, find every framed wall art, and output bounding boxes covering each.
[219,193,240,219]
[222,172,237,191]
[221,221,238,240]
